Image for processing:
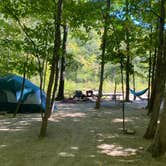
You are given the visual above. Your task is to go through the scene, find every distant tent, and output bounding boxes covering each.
[0,74,46,113]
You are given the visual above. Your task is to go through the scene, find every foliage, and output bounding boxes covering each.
[0,0,155,90]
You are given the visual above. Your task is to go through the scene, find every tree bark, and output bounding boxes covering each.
[125,0,130,102]
[147,47,157,114]
[120,57,125,131]
[43,57,48,92]
[132,68,136,100]
[148,24,158,114]
[144,0,165,139]
[147,27,152,108]
[114,80,117,96]
[95,0,110,109]
[50,59,59,109]
[125,52,130,101]
[13,70,26,117]
[151,3,166,153]
[56,24,68,101]
[151,92,166,157]
[39,0,63,138]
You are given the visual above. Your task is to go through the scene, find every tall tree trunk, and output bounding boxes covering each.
[39,0,63,138]
[125,0,130,102]
[132,69,136,100]
[42,33,48,93]
[151,92,166,157]
[50,59,59,109]
[144,0,165,139]
[148,24,158,114]
[95,0,110,109]
[151,13,166,155]
[38,59,45,116]
[125,53,130,101]
[95,59,105,109]
[43,57,48,92]
[114,80,117,96]
[56,24,68,100]
[120,57,126,131]
[147,27,153,108]
[148,47,157,114]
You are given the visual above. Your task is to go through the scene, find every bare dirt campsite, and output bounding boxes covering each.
[0,100,166,166]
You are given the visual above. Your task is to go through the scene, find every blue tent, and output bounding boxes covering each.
[0,74,46,113]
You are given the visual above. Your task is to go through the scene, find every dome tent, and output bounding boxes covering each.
[0,74,46,113]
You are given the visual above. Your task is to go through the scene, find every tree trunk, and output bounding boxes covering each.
[120,57,125,131]
[95,0,110,109]
[96,61,105,109]
[132,69,136,100]
[56,24,68,101]
[147,47,157,114]
[43,57,48,92]
[13,70,26,117]
[144,82,165,139]
[151,92,166,157]
[50,59,59,108]
[144,0,165,139]
[147,27,152,108]
[39,0,63,138]
[40,115,49,138]
[148,24,158,114]
[125,0,130,102]
[125,54,130,101]
[114,80,117,95]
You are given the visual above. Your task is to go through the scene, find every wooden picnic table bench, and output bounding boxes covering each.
[86,90,122,100]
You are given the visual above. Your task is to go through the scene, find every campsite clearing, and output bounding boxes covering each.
[0,100,166,166]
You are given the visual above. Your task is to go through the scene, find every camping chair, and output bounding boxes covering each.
[129,88,148,100]
[73,90,86,100]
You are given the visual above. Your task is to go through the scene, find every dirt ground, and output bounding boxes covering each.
[0,100,166,166]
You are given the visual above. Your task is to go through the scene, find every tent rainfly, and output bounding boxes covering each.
[0,74,46,113]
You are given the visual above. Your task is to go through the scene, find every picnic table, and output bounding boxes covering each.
[86,90,122,101]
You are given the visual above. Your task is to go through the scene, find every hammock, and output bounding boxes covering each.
[130,88,148,97]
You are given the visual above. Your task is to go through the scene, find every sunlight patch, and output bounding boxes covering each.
[97,133,104,137]
[96,133,119,139]
[90,130,95,133]
[89,154,95,158]
[73,119,80,122]
[70,146,79,150]
[0,128,24,131]
[97,139,104,142]
[51,112,86,121]
[97,144,137,157]
[19,120,30,125]
[3,122,11,125]
[10,128,23,131]
[112,118,133,123]
[48,118,60,122]
[58,152,75,157]
[60,112,86,118]
[106,135,119,139]
[0,128,10,131]
[0,144,7,148]
[31,118,41,121]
